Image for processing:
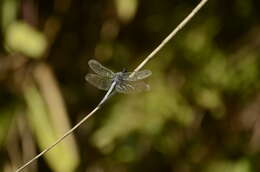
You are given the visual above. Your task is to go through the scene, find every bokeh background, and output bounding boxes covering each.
[1,0,260,171]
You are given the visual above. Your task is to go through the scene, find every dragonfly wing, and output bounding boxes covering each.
[88,59,115,78]
[115,81,150,94]
[85,74,113,90]
[122,70,152,81]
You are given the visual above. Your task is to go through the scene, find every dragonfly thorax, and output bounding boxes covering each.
[113,72,125,83]
[113,68,128,83]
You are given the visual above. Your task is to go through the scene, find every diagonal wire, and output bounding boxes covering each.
[131,0,208,76]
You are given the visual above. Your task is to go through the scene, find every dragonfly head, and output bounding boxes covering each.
[122,68,128,73]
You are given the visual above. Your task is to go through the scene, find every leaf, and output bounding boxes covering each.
[115,0,138,23]
[24,83,79,172]
[5,21,47,58]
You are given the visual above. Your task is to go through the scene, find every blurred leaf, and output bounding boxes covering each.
[0,106,15,148]
[24,83,78,172]
[195,89,222,109]
[1,0,18,30]
[5,21,47,58]
[223,55,258,96]
[235,0,252,18]
[205,159,252,172]
[115,0,138,23]
[1,0,260,171]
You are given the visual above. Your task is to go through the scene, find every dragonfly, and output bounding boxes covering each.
[85,59,152,106]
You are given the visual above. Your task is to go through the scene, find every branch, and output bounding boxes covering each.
[133,0,208,73]
[15,107,100,172]
[15,0,208,171]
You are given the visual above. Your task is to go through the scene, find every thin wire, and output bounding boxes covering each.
[15,0,208,171]
[97,81,116,107]
[15,106,100,172]
[132,0,208,75]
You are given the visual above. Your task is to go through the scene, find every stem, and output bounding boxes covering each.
[132,0,208,74]
[15,106,100,172]
[97,81,116,107]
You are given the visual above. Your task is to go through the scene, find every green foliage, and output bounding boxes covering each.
[24,84,79,172]
[5,21,47,58]
[1,0,260,171]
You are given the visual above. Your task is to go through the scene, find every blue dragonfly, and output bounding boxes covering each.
[85,59,152,106]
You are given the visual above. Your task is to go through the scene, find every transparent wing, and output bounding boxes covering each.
[121,70,152,81]
[88,59,115,78]
[85,74,113,90]
[115,81,150,94]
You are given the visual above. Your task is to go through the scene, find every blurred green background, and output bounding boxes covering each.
[1,0,260,171]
